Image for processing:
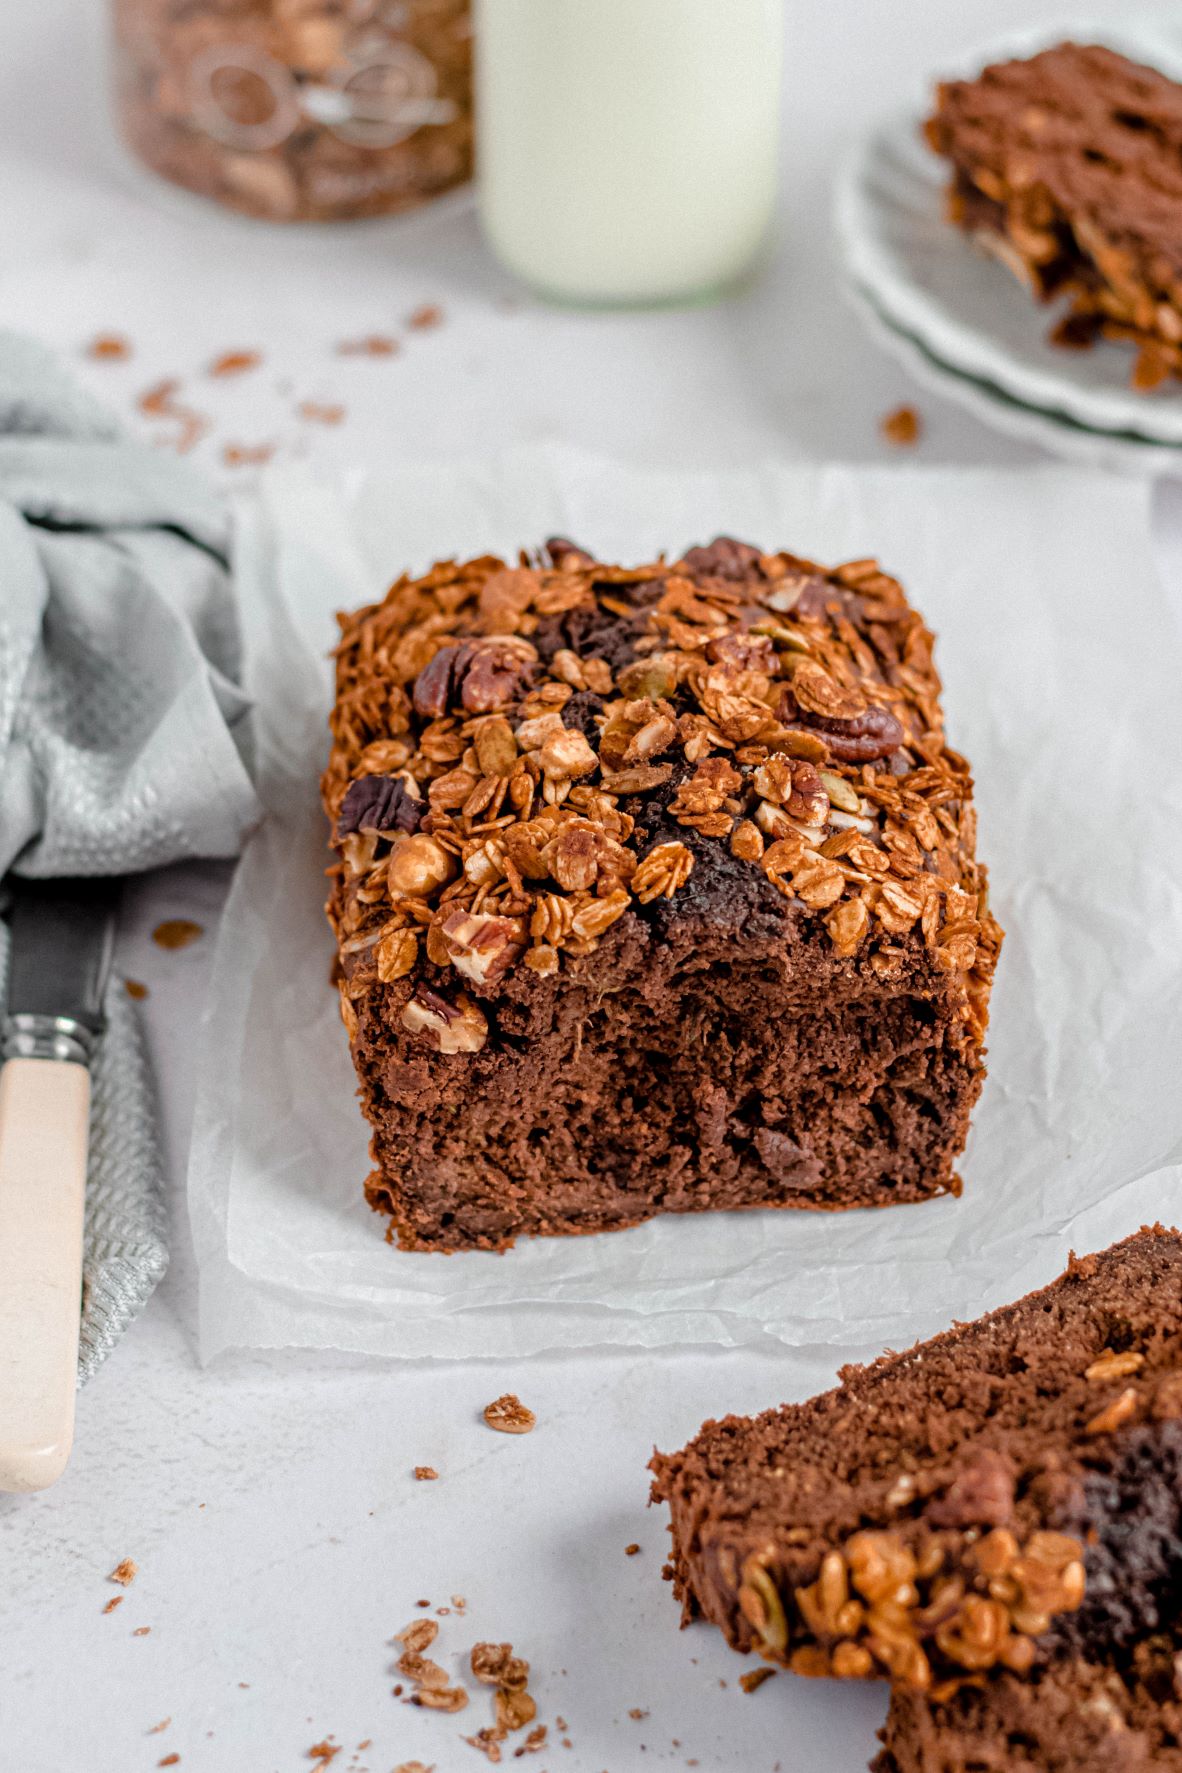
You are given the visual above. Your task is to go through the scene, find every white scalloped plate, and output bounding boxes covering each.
[847,279,1182,475]
[836,17,1182,449]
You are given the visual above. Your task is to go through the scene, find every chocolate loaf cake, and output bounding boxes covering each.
[322,536,1000,1251]
[651,1228,1182,1694]
[925,42,1182,390]
[875,1630,1182,1772]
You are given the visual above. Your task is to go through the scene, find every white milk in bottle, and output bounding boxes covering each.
[475,0,784,305]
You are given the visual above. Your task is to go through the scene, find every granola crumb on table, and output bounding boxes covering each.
[926,40,1182,392]
[881,405,922,446]
[482,1395,536,1435]
[87,334,132,361]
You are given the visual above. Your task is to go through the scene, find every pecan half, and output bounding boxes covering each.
[412,639,536,718]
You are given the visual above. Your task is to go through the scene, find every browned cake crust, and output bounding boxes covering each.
[651,1229,1182,1698]
[875,1630,1182,1772]
[321,535,1000,1251]
[925,42,1182,390]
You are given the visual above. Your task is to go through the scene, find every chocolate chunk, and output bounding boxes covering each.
[682,537,765,580]
[337,774,425,838]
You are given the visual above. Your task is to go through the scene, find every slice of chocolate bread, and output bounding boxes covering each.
[925,42,1182,391]
[322,536,1000,1251]
[875,1629,1182,1772]
[651,1228,1182,1695]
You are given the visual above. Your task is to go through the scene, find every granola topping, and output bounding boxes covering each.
[737,1521,1085,1693]
[323,539,1000,1046]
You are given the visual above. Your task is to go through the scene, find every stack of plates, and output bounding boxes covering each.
[835,21,1182,473]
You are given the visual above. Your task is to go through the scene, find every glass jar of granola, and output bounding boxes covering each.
[110,0,472,222]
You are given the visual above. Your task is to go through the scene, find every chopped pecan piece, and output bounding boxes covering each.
[1085,1349,1145,1382]
[401,989,488,1054]
[440,910,527,984]
[707,630,779,674]
[1084,1386,1140,1436]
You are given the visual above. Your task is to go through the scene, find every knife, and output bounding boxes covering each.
[0,877,118,1492]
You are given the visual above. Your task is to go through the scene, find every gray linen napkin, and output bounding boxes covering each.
[0,332,261,1380]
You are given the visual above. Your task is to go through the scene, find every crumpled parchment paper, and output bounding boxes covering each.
[189,448,1182,1363]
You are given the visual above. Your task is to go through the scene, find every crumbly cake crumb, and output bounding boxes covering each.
[881,405,922,446]
[482,1396,536,1435]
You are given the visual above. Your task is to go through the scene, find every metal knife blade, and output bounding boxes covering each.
[3,878,120,1052]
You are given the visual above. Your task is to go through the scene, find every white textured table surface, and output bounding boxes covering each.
[0,3,1163,1771]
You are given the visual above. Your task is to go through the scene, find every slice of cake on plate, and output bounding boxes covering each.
[926,41,1182,390]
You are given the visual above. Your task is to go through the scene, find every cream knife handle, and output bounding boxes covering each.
[0,1056,89,1492]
